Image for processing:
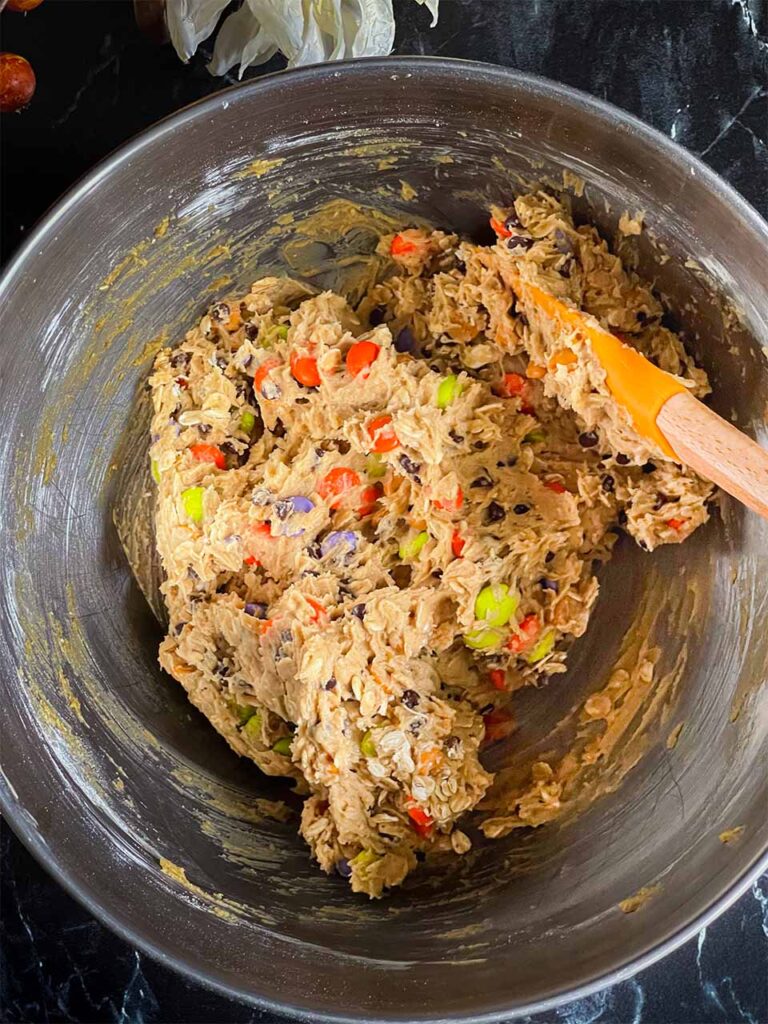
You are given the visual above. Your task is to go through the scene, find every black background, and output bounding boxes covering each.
[1,2,767,1022]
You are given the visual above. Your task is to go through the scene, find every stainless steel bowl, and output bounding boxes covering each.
[0,59,766,1021]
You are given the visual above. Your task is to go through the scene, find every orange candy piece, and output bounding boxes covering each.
[407,803,433,838]
[358,484,381,517]
[189,443,226,470]
[507,613,540,653]
[346,340,380,378]
[254,357,281,397]
[434,485,464,512]
[290,351,321,387]
[390,234,417,257]
[317,467,362,509]
[489,669,507,691]
[367,415,399,453]
[490,216,511,239]
[497,372,527,398]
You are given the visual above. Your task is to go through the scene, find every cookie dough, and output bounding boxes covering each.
[149,192,712,897]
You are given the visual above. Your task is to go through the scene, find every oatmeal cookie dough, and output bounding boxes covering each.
[149,192,713,897]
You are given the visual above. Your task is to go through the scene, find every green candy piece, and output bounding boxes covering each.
[360,730,377,757]
[436,374,462,409]
[474,583,519,627]
[242,710,263,737]
[398,531,429,560]
[523,428,546,444]
[464,627,506,650]
[181,486,205,524]
[261,324,289,347]
[351,849,379,869]
[366,454,387,479]
[239,410,256,434]
[150,458,161,484]
[272,736,293,756]
[527,629,556,663]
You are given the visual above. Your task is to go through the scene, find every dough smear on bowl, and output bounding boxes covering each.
[149,192,713,897]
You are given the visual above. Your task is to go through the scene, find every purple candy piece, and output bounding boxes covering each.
[244,602,268,619]
[290,496,315,514]
[321,531,357,561]
[281,524,306,538]
[336,858,352,878]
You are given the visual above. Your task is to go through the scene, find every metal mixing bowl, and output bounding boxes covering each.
[1,59,766,1021]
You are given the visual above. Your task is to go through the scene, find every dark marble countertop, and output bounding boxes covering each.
[1,2,766,1022]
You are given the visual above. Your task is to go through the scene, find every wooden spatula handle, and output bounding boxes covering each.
[657,390,768,519]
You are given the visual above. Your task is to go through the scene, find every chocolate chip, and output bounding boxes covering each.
[473,441,489,451]
[431,568,443,580]
[449,430,465,444]
[513,503,530,515]
[616,453,631,465]
[271,419,287,438]
[578,431,599,448]
[399,453,422,480]
[170,350,190,369]
[395,327,416,353]
[402,689,420,708]
[504,210,522,230]
[216,356,229,371]
[545,550,555,563]
[507,235,534,251]
[210,302,230,322]
[654,493,679,511]
[273,498,293,520]
[369,306,386,326]
[540,578,559,592]
[471,475,494,489]
[351,604,366,620]
[486,501,506,523]
[641,462,657,474]
[554,228,575,254]
[324,677,337,691]
[601,475,615,493]
[198,423,211,436]
[445,735,460,754]
[245,323,259,341]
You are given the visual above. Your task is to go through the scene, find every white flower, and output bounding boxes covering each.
[164,0,440,78]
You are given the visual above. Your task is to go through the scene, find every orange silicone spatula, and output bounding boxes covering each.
[509,275,768,520]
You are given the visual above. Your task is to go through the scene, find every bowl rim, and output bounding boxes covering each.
[1,55,767,1022]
